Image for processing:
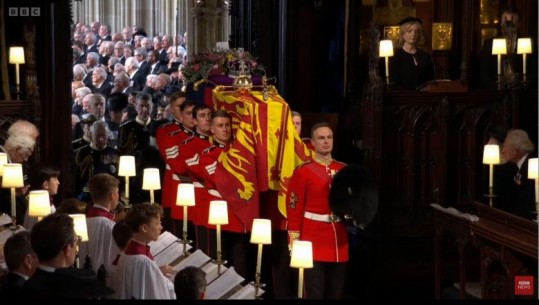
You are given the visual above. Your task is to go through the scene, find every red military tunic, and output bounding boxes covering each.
[156,122,193,209]
[286,159,348,262]
[170,133,211,222]
[187,142,245,233]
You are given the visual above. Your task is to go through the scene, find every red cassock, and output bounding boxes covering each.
[286,159,348,262]
[186,143,245,233]
[170,134,211,222]
[156,122,193,209]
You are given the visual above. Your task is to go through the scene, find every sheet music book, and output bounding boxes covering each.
[172,249,211,272]
[228,283,265,300]
[0,214,12,226]
[201,260,224,284]
[154,241,191,267]
[205,267,244,300]
[149,231,179,257]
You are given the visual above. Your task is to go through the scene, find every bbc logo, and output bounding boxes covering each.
[8,7,41,16]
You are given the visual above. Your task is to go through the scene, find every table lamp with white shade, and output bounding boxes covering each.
[379,39,394,85]
[517,38,532,83]
[0,153,8,176]
[118,155,136,206]
[9,46,25,100]
[28,190,52,221]
[69,214,89,268]
[483,144,500,207]
[250,218,272,299]
[176,183,195,255]
[208,200,228,274]
[491,38,507,89]
[527,158,538,221]
[2,163,24,229]
[142,167,161,204]
[290,240,313,299]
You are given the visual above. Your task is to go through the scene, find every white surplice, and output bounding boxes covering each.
[78,214,119,274]
[115,253,176,299]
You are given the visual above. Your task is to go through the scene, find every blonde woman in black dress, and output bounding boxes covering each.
[390,17,435,90]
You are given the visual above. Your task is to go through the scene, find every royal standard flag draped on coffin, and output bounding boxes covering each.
[212,86,311,227]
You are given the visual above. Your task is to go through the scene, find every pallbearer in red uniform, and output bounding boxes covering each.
[292,111,314,152]
[185,110,249,278]
[170,104,213,248]
[155,93,193,233]
[286,122,347,299]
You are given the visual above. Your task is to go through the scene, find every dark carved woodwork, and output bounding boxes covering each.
[434,202,538,299]
[229,0,260,54]
[2,0,73,199]
[360,89,517,216]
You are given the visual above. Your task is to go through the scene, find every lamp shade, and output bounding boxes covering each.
[118,155,136,177]
[517,38,532,54]
[2,163,24,188]
[482,144,500,165]
[379,40,394,57]
[208,200,228,225]
[9,47,25,64]
[69,214,89,242]
[250,219,272,245]
[0,153,8,176]
[492,38,507,55]
[528,158,538,179]
[176,183,196,206]
[142,168,161,190]
[28,190,51,217]
[290,240,313,269]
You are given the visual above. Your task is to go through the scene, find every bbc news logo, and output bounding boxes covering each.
[8,7,41,16]
[514,276,534,296]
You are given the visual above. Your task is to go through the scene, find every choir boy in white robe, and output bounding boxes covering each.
[107,220,132,299]
[115,203,176,299]
[78,173,121,274]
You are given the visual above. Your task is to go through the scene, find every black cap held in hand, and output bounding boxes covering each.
[329,164,379,229]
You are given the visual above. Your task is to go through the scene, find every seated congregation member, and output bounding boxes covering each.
[115,203,175,299]
[22,213,113,299]
[74,120,120,203]
[497,129,536,220]
[174,266,207,300]
[0,231,38,298]
[389,17,434,90]
[78,173,121,274]
[23,164,61,230]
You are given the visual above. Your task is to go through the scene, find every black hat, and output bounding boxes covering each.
[487,125,508,144]
[81,113,97,125]
[164,85,181,97]
[399,16,423,26]
[329,164,378,229]
[166,62,181,75]
[107,93,129,112]
[133,30,147,38]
